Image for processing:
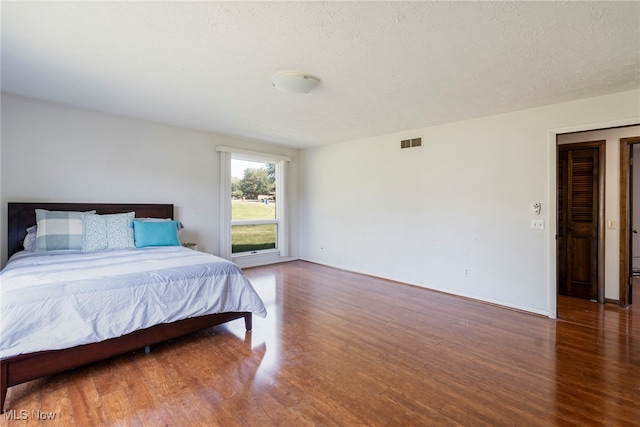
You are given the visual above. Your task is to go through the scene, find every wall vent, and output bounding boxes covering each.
[400,137,422,149]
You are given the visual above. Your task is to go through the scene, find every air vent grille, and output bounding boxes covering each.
[400,137,422,149]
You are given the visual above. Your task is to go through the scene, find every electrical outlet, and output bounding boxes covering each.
[531,220,544,230]
[464,268,470,276]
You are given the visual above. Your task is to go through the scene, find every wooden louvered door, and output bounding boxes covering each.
[557,145,601,300]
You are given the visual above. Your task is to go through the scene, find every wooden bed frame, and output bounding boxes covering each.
[1,202,252,410]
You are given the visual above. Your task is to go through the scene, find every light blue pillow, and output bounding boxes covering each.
[82,212,135,252]
[35,209,96,251]
[106,212,135,249]
[133,220,181,248]
[82,214,108,252]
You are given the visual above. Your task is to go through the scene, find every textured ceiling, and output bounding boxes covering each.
[1,1,639,148]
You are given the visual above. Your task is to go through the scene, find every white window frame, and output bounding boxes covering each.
[217,146,290,264]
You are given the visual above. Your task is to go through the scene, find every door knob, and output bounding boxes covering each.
[633,229,638,234]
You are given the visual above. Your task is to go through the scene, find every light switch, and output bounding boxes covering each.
[607,220,616,229]
[531,220,544,230]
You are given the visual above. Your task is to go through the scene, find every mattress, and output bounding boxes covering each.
[0,246,266,359]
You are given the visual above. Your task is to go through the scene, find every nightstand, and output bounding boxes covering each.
[182,242,198,251]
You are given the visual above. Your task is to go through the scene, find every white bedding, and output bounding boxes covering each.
[0,246,267,359]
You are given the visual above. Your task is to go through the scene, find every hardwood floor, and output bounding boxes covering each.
[2,261,639,426]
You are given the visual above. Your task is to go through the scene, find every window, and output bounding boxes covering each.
[217,147,289,262]
[231,158,277,254]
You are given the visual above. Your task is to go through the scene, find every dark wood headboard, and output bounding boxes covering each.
[7,203,174,259]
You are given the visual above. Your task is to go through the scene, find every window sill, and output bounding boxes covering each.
[232,250,296,268]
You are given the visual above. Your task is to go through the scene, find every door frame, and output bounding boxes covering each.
[548,118,638,319]
[619,136,640,307]
[557,140,606,303]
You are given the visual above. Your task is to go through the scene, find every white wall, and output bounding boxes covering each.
[300,90,640,316]
[0,93,300,266]
[557,125,640,300]
[3,90,638,316]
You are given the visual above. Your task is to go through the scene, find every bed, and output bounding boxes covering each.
[1,202,267,410]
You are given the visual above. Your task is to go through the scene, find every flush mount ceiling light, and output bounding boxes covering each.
[272,71,321,94]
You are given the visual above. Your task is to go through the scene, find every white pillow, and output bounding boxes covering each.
[23,225,37,251]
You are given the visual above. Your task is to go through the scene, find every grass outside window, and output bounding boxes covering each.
[232,200,276,220]
[231,200,277,253]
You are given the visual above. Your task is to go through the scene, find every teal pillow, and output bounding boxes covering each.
[133,220,181,248]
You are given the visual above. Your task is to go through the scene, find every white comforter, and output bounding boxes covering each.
[0,246,267,359]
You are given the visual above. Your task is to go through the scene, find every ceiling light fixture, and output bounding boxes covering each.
[272,71,321,94]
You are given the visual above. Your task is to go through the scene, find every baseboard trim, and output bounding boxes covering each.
[300,258,549,318]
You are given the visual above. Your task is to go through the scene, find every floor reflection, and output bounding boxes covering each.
[554,292,639,424]
[228,268,282,381]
